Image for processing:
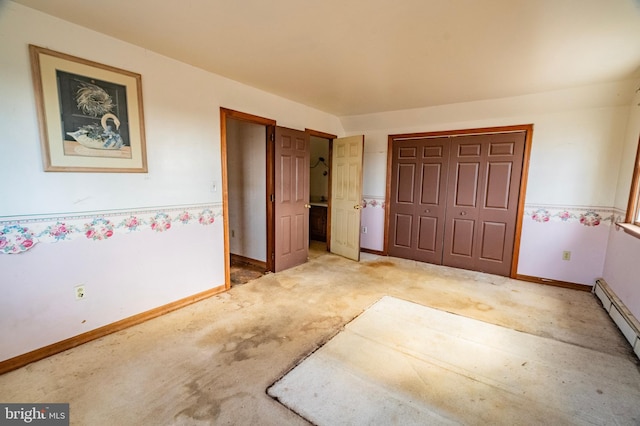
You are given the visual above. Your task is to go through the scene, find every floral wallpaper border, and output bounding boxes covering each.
[358,198,623,228]
[362,196,385,209]
[524,205,624,227]
[0,204,222,255]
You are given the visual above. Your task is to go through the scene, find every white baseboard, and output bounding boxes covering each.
[594,278,640,359]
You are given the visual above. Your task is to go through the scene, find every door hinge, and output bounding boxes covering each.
[271,252,275,260]
[270,194,275,202]
[270,132,275,142]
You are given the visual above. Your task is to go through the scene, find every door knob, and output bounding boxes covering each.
[460,211,467,216]
[354,204,362,210]
[424,209,430,213]
[304,204,311,209]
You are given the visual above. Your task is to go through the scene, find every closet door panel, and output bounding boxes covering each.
[443,136,482,270]
[479,221,507,261]
[417,216,438,252]
[450,218,475,257]
[388,138,449,263]
[474,133,525,275]
[388,142,419,259]
[393,213,414,248]
[443,132,525,276]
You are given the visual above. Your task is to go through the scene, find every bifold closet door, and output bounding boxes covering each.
[442,132,525,276]
[388,137,449,264]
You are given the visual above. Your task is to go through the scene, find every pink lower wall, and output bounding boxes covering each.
[603,226,640,320]
[361,197,385,252]
[0,204,225,362]
[516,205,618,285]
[360,199,617,287]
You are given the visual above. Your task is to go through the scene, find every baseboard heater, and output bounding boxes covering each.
[594,278,640,359]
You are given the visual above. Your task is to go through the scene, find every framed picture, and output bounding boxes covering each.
[29,45,147,172]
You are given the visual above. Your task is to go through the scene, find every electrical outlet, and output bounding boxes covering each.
[75,285,86,300]
[362,226,368,234]
[562,251,571,261]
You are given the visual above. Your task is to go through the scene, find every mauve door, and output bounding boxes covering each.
[274,127,309,272]
[389,137,449,263]
[443,132,525,276]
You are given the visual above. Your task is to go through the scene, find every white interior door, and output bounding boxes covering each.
[330,135,364,261]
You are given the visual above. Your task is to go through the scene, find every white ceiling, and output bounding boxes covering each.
[14,0,640,116]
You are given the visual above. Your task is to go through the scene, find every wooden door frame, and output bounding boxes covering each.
[220,108,277,286]
[220,111,338,282]
[384,124,533,279]
[306,128,337,251]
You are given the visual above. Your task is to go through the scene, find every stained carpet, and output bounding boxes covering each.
[230,260,265,285]
[268,296,640,425]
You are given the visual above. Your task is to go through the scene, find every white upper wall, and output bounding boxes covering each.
[0,1,344,218]
[227,119,267,261]
[310,136,329,201]
[602,86,640,319]
[613,85,640,210]
[341,81,635,206]
[12,0,640,116]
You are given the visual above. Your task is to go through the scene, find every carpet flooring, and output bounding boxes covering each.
[1,246,637,425]
[230,258,265,285]
[269,296,640,425]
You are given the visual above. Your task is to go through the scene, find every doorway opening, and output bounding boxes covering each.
[221,109,342,287]
[221,108,276,288]
[309,134,331,252]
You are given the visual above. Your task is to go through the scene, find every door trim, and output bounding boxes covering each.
[384,124,533,279]
[220,108,276,287]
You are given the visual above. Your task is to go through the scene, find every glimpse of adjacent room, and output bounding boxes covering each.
[226,117,268,284]
[309,135,331,250]
[225,120,333,283]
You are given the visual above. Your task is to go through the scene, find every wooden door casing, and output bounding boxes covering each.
[274,127,310,272]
